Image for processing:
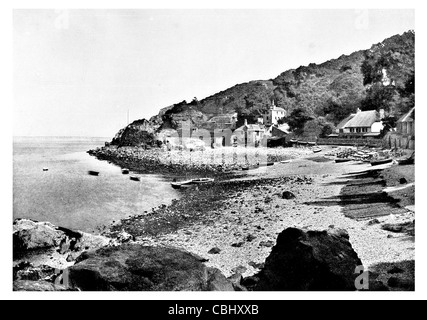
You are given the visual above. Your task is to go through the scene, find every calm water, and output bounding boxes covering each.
[13,136,180,233]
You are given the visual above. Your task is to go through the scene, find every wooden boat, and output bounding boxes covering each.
[130,176,141,181]
[313,147,322,153]
[88,170,99,176]
[171,182,193,190]
[307,142,316,146]
[191,178,215,184]
[121,168,130,174]
[171,178,213,189]
[335,158,352,163]
[370,158,393,166]
[280,160,291,164]
[242,165,259,171]
[42,168,49,171]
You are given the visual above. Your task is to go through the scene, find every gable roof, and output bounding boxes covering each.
[397,107,415,123]
[337,114,355,129]
[345,110,379,128]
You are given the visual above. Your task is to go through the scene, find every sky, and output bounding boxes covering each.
[13,9,415,137]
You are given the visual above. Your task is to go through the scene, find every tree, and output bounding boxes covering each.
[286,108,314,134]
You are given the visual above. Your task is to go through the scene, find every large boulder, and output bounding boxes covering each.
[13,219,66,253]
[67,244,233,291]
[253,227,363,291]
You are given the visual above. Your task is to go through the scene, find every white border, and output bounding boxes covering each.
[2,0,425,300]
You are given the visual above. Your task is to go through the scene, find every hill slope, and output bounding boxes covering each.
[111,31,414,146]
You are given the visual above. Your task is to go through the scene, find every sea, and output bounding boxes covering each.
[13,136,180,233]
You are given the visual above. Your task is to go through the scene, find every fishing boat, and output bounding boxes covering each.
[42,167,49,172]
[370,158,393,166]
[313,147,322,153]
[88,170,99,176]
[280,160,291,164]
[130,176,141,181]
[335,158,352,163]
[122,168,130,174]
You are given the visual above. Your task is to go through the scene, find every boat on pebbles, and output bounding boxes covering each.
[171,178,214,189]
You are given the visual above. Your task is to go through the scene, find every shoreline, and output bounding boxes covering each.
[13,146,415,290]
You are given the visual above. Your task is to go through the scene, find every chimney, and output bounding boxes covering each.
[379,109,385,119]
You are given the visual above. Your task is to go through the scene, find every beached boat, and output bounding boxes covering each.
[171,178,214,189]
[171,181,193,190]
[121,168,130,174]
[313,147,322,153]
[130,176,141,181]
[280,160,291,164]
[88,170,99,176]
[42,167,49,171]
[335,158,352,163]
[397,152,415,166]
[370,158,393,166]
[191,178,215,184]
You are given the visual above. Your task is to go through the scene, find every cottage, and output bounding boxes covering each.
[335,109,384,138]
[234,119,265,147]
[386,107,415,149]
[263,100,286,126]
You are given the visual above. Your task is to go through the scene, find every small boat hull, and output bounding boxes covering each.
[130,176,141,181]
[42,168,49,172]
[122,168,130,174]
[88,170,99,176]
[370,158,393,166]
[397,158,414,165]
[313,148,322,153]
[335,158,352,163]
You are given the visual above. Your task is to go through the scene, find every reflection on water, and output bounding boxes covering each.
[13,137,180,233]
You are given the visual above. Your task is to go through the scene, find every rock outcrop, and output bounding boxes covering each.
[252,227,363,291]
[13,219,66,253]
[67,244,234,291]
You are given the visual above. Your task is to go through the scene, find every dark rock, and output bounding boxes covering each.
[387,277,415,290]
[245,234,257,242]
[13,280,67,291]
[13,262,56,281]
[206,268,234,291]
[231,266,247,274]
[231,242,244,248]
[248,261,265,270]
[208,247,221,254]
[388,266,404,274]
[253,227,363,291]
[240,275,260,291]
[227,273,243,286]
[68,244,216,291]
[399,178,407,184]
[259,240,275,248]
[282,191,296,200]
[367,219,380,226]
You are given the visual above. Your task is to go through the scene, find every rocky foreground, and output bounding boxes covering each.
[13,218,378,291]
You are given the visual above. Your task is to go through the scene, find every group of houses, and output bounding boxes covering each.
[158,98,415,150]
